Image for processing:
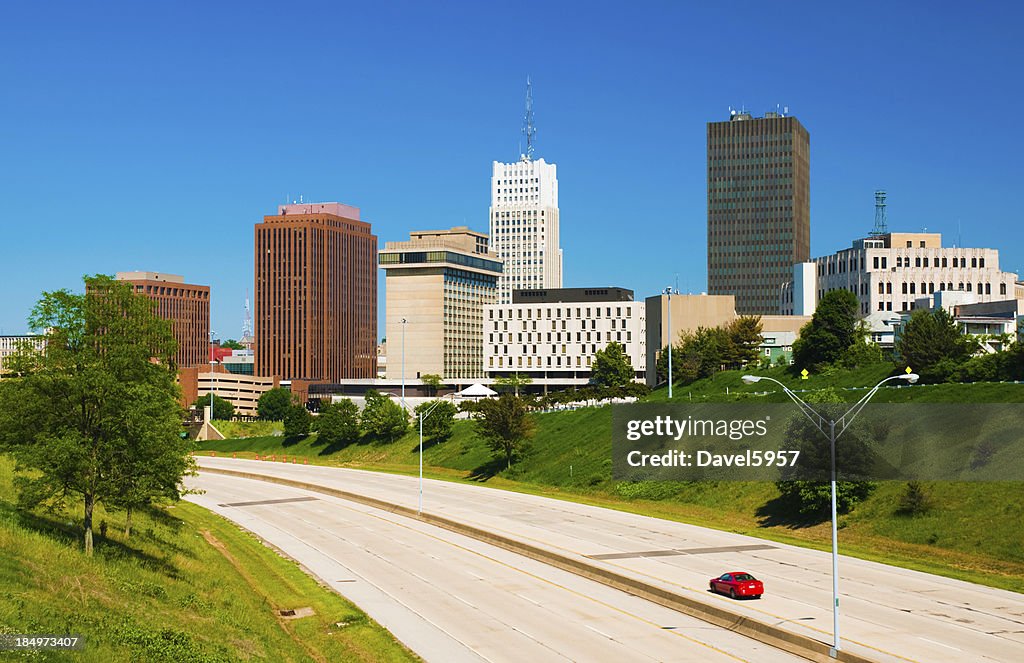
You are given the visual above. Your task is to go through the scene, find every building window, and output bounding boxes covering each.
[1000,283,1007,296]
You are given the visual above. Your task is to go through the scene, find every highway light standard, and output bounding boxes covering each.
[416,394,454,514]
[400,318,407,409]
[663,286,677,399]
[741,372,919,658]
[209,329,216,422]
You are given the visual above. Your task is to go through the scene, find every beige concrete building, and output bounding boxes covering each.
[380,227,503,381]
[782,232,1018,316]
[179,364,277,418]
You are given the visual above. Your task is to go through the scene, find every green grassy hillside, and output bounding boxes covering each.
[200,372,1024,593]
[0,457,418,662]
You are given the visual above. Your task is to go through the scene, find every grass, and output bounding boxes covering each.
[0,456,419,662]
[199,371,1024,593]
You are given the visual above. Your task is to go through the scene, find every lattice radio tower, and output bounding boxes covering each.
[870,190,888,236]
[522,76,537,161]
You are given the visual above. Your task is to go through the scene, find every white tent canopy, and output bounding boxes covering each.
[455,383,497,398]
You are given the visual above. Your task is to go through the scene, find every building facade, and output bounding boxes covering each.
[179,364,277,418]
[707,111,810,315]
[484,288,645,387]
[255,202,377,382]
[115,271,210,368]
[781,232,1018,317]
[0,335,44,377]
[379,226,503,381]
[489,157,562,304]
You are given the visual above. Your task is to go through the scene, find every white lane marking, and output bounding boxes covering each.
[917,637,962,652]
[585,624,615,640]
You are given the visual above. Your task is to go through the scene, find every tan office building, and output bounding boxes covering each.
[255,202,377,382]
[380,227,502,381]
[115,271,210,368]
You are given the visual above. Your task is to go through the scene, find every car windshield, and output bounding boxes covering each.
[733,573,755,581]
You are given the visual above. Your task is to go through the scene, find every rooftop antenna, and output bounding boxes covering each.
[870,190,888,236]
[522,76,536,161]
[242,291,253,339]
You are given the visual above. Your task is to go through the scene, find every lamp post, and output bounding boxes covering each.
[741,372,918,657]
[400,318,407,410]
[416,393,454,514]
[663,287,677,399]
[209,329,216,422]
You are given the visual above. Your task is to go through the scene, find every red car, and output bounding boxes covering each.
[710,571,764,599]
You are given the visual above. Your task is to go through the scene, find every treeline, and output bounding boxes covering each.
[656,316,764,386]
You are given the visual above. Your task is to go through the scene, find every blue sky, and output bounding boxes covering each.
[2,1,1022,338]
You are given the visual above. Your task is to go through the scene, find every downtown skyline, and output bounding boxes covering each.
[2,1,1023,338]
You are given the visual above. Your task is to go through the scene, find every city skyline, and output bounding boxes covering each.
[2,2,1023,337]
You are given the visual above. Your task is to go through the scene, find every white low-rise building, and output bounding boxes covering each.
[782,232,1018,317]
[484,287,646,388]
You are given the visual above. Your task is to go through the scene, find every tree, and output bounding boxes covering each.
[474,394,536,470]
[654,344,686,387]
[361,390,408,441]
[839,321,884,369]
[283,404,311,438]
[220,339,244,350]
[316,399,359,448]
[258,387,293,421]
[896,308,974,382]
[420,373,443,396]
[414,399,458,441]
[724,315,764,367]
[493,373,532,396]
[775,388,877,519]
[792,290,859,370]
[191,393,234,420]
[0,275,194,555]
[590,342,634,388]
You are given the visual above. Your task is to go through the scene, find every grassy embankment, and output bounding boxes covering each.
[0,456,418,662]
[199,365,1024,593]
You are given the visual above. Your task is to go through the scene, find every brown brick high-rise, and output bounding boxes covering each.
[115,272,210,368]
[707,112,810,314]
[255,202,377,382]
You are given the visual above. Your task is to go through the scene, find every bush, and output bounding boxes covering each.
[283,405,311,439]
[897,481,933,516]
[317,399,359,449]
[361,390,408,441]
[414,399,457,441]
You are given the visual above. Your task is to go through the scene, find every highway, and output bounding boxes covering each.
[186,471,801,662]
[193,456,1024,662]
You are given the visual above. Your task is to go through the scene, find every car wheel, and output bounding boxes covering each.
[729,588,737,599]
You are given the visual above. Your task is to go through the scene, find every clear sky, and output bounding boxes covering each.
[2,1,1022,338]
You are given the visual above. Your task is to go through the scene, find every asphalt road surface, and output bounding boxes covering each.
[187,471,801,662]
[193,457,1024,662]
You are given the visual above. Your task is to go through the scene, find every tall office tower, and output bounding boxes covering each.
[115,271,210,368]
[707,110,810,314]
[254,202,377,382]
[379,226,503,380]
[489,81,562,304]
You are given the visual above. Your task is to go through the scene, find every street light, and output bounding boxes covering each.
[741,372,918,657]
[416,393,455,514]
[663,286,677,399]
[209,329,216,423]
[400,318,407,410]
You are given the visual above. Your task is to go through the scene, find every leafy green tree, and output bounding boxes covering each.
[475,394,535,470]
[420,373,443,396]
[283,405,311,438]
[220,339,244,350]
[896,308,975,382]
[317,399,360,448]
[590,342,634,388]
[414,399,458,441]
[0,275,194,555]
[258,387,293,421]
[655,344,686,387]
[361,389,408,441]
[775,388,877,519]
[792,290,859,370]
[191,393,234,420]
[493,373,532,396]
[839,321,885,369]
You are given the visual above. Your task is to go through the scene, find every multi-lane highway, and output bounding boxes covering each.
[187,471,801,662]
[191,457,1024,662]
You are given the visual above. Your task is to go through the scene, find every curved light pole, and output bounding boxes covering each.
[209,329,217,422]
[416,393,454,514]
[400,318,407,410]
[742,372,918,657]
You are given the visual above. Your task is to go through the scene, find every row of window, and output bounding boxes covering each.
[490,330,634,344]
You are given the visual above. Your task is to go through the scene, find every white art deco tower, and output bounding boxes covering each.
[489,79,562,304]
